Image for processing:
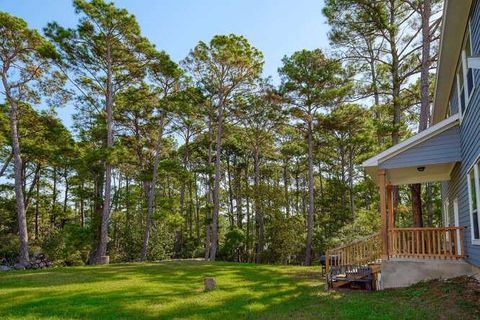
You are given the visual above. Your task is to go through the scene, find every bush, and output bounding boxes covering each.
[65,251,85,266]
[181,237,204,259]
[219,227,245,261]
[0,233,19,265]
[42,224,91,265]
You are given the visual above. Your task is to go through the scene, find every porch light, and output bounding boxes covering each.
[417,166,425,172]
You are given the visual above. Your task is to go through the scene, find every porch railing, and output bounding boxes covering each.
[388,227,465,260]
[326,232,382,273]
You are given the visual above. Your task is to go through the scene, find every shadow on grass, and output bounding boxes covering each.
[0,261,477,319]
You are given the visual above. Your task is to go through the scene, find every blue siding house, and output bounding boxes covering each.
[327,1,480,290]
[439,0,480,267]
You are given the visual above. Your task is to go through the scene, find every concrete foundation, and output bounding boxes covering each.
[380,258,477,289]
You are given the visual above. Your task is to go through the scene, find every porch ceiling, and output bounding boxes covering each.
[363,115,460,186]
[378,163,456,186]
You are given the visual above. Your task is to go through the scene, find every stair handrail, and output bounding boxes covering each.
[326,232,381,273]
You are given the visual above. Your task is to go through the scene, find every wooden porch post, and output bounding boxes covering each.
[387,184,394,257]
[378,170,389,259]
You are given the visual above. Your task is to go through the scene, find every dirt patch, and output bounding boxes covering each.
[408,276,480,320]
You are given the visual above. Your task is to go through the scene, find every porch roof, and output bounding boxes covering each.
[363,114,461,186]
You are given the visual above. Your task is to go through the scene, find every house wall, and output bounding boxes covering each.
[379,126,460,170]
[443,0,480,267]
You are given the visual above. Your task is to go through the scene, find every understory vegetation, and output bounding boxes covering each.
[1,0,444,266]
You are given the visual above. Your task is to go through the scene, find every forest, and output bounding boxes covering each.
[0,0,443,267]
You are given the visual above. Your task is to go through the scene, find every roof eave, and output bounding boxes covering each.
[362,114,460,170]
[431,0,472,124]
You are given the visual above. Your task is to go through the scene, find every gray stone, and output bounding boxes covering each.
[99,255,110,264]
[204,277,216,291]
[0,265,10,272]
[13,263,25,270]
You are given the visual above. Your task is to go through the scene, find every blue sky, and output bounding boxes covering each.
[1,0,330,128]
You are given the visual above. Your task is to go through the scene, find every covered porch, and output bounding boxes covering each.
[326,115,466,288]
[364,114,464,262]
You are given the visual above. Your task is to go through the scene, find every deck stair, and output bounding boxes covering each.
[326,227,466,290]
[325,232,381,290]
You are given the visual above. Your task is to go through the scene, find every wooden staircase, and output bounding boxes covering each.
[325,233,382,290]
[326,232,382,273]
[325,227,466,290]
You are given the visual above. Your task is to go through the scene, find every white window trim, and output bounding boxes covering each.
[457,20,475,123]
[467,160,480,246]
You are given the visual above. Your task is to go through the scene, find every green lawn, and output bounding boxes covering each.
[0,261,479,320]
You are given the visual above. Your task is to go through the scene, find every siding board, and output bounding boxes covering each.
[444,0,480,266]
[379,127,461,170]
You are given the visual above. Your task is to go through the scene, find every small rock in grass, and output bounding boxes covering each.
[99,255,110,265]
[13,263,25,270]
[204,277,216,291]
[0,265,10,272]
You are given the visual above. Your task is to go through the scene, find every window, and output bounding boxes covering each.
[456,21,475,118]
[467,160,480,245]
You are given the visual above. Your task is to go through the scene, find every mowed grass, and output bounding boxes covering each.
[0,261,479,320]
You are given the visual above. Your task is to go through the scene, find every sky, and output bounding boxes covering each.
[1,0,330,128]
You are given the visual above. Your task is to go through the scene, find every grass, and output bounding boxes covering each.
[0,261,479,320]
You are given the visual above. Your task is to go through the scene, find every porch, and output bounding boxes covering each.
[326,115,470,289]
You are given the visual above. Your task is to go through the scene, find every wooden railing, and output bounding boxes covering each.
[326,232,382,272]
[389,227,465,260]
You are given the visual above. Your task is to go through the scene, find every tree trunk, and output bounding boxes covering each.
[427,183,433,226]
[2,73,29,265]
[205,113,214,260]
[410,183,423,227]
[124,176,131,248]
[194,175,201,244]
[419,0,432,132]
[226,153,234,226]
[366,37,383,146]
[410,0,432,227]
[245,157,251,261]
[51,167,57,227]
[63,167,69,215]
[176,134,189,258]
[411,0,432,228]
[25,163,41,212]
[388,0,402,215]
[283,158,290,217]
[235,156,243,228]
[97,43,114,264]
[209,99,225,261]
[141,113,165,261]
[89,171,104,264]
[35,170,40,240]
[254,147,264,263]
[305,121,314,266]
[80,181,85,228]
[348,149,356,219]
[295,159,300,215]
[188,177,194,239]
[318,162,324,198]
